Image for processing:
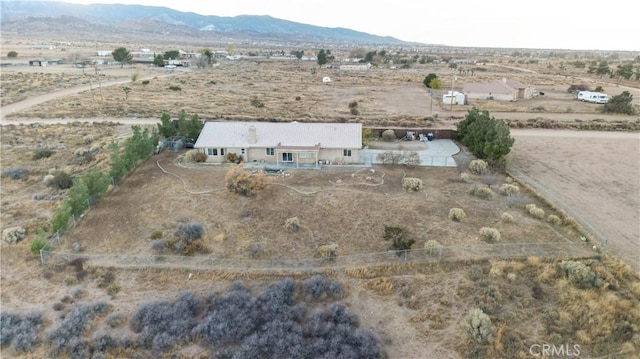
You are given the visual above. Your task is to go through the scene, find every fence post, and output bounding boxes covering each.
[40,249,46,265]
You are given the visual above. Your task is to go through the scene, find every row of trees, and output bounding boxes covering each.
[157,111,204,140]
[111,47,217,68]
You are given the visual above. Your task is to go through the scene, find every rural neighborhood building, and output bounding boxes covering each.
[339,63,372,71]
[194,121,362,167]
[463,78,535,101]
[442,91,467,105]
[28,59,47,67]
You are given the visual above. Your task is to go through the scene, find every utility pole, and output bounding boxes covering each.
[449,71,456,120]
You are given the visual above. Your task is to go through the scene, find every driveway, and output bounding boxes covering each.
[361,139,459,167]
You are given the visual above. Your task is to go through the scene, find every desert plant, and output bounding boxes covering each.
[501,212,514,223]
[150,230,163,239]
[457,108,514,162]
[560,261,603,289]
[105,312,126,328]
[480,227,501,242]
[283,217,300,232]
[47,302,110,357]
[499,183,520,196]
[49,171,73,190]
[33,147,54,160]
[316,243,338,260]
[464,308,495,344]
[303,276,344,301]
[0,311,43,352]
[449,208,467,221]
[226,152,240,163]
[29,229,51,255]
[468,159,488,175]
[547,214,562,225]
[526,204,545,219]
[424,240,443,258]
[7,51,18,58]
[383,225,415,255]
[168,85,182,91]
[194,152,207,162]
[174,223,204,242]
[381,129,396,141]
[470,185,494,200]
[1,167,29,180]
[402,177,423,191]
[250,98,264,108]
[460,172,471,183]
[225,165,269,196]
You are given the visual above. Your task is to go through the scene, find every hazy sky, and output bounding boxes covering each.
[61,0,639,51]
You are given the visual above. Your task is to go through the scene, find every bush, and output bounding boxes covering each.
[194,152,207,162]
[424,240,443,258]
[460,172,471,183]
[225,165,269,196]
[480,227,501,242]
[1,167,29,180]
[0,311,43,352]
[29,230,51,255]
[47,302,110,358]
[560,261,603,289]
[449,208,466,221]
[183,149,200,163]
[2,226,26,245]
[501,212,514,223]
[464,308,495,344]
[381,129,396,141]
[499,183,520,196]
[150,230,163,239]
[7,51,18,58]
[283,217,300,232]
[105,312,126,328]
[168,85,181,91]
[49,171,73,190]
[383,225,415,255]
[174,223,204,242]
[303,276,344,301]
[457,108,514,162]
[402,177,423,191]
[526,204,545,219]
[470,185,494,200]
[33,148,54,160]
[547,214,562,225]
[468,159,488,175]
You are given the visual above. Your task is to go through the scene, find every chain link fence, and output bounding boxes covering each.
[40,242,597,272]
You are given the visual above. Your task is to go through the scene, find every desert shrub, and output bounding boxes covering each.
[499,183,520,196]
[33,147,54,160]
[49,171,73,190]
[560,261,603,289]
[480,227,501,242]
[506,194,531,208]
[470,185,494,199]
[70,286,83,299]
[383,225,415,255]
[131,292,204,354]
[464,308,495,344]
[568,84,591,93]
[150,239,166,254]
[402,177,423,191]
[226,152,239,163]
[174,223,204,242]
[283,217,300,232]
[303,276,344,301]
[43,174,55,186]
[105,312,126,328]
[468,159,488,175]
[2,226,26,245]
[47,302,110,358]
[459,172,471,183]
[83,135,94,144]
[225,165,269,196]
[194,151,207,162]
[470,265,483,281]
[381,129,396,141]
[526,204,545,219]
[316,243,338,260]
[501,212,514,223]
[0,311,43,352]
[547,214,562,225]
[424,240,443,258]
[1,167,29,180]
[250,98,264,108]
[168,85,181,91]
[449,208,467,221]
[183,149,200,163]
[150,230,163,240]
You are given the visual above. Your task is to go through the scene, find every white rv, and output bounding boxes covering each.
[577,91,608,104]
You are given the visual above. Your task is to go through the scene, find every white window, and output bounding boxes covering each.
[207,148,218,156]
[265,148,275,156]
[282,152,293,162]
[343,149,352,157]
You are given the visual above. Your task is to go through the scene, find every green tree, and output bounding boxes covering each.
[316,49,333,67]
[66,179,90,216]
[29,228,51,256]
[596,60,610,77]
[112,47,133,68]
[382,225,415,256]
[201,48,214,65]
[187,114,203,139]
[158,112,177,138]
[7,51,18,58]
[457,108,515,163]
[428,78,442,90]
[363,50,376,63]
[615,63,634,80]
[290,50,304,60]
[423,73,438,88]
[163,50,181,60]
[81,167,110,203]
[603,91,635,115]
[153,54,165,67]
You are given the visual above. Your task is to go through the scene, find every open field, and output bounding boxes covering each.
[1,44,640,358]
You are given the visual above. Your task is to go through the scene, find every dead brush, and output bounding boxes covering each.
[364,277,394,295]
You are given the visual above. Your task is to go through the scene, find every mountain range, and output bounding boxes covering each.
[0,1,409,45]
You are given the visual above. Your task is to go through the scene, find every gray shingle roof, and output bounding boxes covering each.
[194,121,362,149]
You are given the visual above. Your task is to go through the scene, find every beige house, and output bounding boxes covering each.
[463,78,534,101]
[194,121,362,167]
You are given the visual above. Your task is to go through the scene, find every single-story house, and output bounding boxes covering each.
[339,63,372,71]
[28,59,47,67]
[463,78,535,101]
[194,121,362,167]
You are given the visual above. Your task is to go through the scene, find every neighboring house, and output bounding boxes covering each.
[28,59,47,67]
[30,45,55,50]
[194,121,362,167]
[97,50,112,57]
[463,78,534,101]
[339,63,372,71]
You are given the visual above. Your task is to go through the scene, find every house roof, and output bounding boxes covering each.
[462,80,517,95]
[194,121,362,149]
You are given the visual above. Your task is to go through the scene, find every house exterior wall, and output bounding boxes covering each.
[199,147,360,165]
[466,91,515,101]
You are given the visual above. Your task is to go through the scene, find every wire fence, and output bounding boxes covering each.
[40,242,597,272]
[507,165,608,250]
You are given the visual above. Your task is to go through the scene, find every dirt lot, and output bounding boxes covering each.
[510,129,640,270]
